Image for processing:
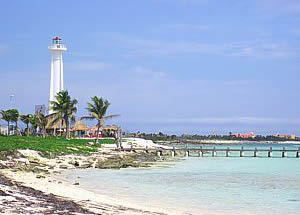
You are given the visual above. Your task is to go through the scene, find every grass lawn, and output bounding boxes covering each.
[0,136,116,156]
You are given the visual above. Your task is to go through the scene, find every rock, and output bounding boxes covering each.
[15,158,29,165]
[0,190,9,196]
[79,162,93,169]
[59,165,69,169]
[28,156,41,164]
[74,161,80,167]
[73,182,79,185]
[36,175,45,179]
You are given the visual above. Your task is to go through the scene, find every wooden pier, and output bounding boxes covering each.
[121,146,300,158]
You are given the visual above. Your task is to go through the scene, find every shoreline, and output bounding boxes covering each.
[1,138,299,214]
[0,169,169,215]
[0,146,174,215]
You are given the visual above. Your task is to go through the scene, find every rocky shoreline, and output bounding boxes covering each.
[0,148,171,215]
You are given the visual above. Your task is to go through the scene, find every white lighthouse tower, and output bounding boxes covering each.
[48,36,67,114]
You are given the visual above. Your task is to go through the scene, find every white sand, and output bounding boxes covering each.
[1,169,172,215]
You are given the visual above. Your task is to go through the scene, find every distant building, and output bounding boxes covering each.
[232,132,255,139]
[0,125,16,135]
[0,125,8,135]
[272,134,296,140]
[35,105,46,115]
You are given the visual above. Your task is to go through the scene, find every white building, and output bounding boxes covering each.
[48,36,67,115]
[0,125,8,135]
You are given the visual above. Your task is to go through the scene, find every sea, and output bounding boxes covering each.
[61,143,300,215]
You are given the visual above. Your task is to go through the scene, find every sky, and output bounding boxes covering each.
[0,0,300,135]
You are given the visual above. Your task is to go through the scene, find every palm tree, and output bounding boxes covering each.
[49,90,78,139]
[9,109,19,135]
[81,96,119,144]
[20,114,33,136]
[36,112,48,138]
[0,110,11,135]
[29,114,38,135]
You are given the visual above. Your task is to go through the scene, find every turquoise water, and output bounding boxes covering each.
[62,144,300,215]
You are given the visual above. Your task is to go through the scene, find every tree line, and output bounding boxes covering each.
[0,90,119,142]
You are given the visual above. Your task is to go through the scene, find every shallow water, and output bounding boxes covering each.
[62,144,300,215]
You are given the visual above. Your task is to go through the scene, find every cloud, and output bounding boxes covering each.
[222,41,297,58]
[130,66,167,80]
[93,32,299,59]
[121,36,297,58]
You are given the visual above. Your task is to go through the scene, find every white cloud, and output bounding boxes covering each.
[222,41,297,58]
[93,32,298,59]
[130,66,167,80]
[122,37,297,58]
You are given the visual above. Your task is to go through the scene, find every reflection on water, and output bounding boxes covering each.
[62,144,300,215]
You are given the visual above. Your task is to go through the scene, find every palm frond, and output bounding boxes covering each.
[103,114,120,120]
[80,116,95,120]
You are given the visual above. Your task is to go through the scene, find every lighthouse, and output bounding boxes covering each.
[48,36,67,115]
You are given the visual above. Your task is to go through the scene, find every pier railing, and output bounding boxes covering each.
[119,146,300,158]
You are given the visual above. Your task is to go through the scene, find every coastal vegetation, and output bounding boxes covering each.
[0,109,19,135]
[0,136,99,156]
[81,96,119,144]
[49,90,78,139]
[36,112,48,138]
[141,133,300,143]
[20,114,33,136]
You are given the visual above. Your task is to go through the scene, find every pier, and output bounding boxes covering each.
[121,146,300,158]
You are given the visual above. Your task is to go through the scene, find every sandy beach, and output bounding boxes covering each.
[0,169,169,215]
[0,139,172,215]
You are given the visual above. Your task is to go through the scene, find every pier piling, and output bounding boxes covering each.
[199,147,203,157]
[282,147,287,158]
[198,151,203,157]
[254,148,258,157]
[212,147,217,157]
[185,150,189,157]
[226,147,230,157]
[185,145,189,157]
[268,147,272,158]
[172,146,176,157]
[157,150,162,157]
[240,147,244,157]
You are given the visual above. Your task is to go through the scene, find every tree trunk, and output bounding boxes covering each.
[26,123,29,136]
[16,121,18,136]
[96,122,101,144]
[66,118,70,139]
[43,127,46,138]
[7,121,10,136]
